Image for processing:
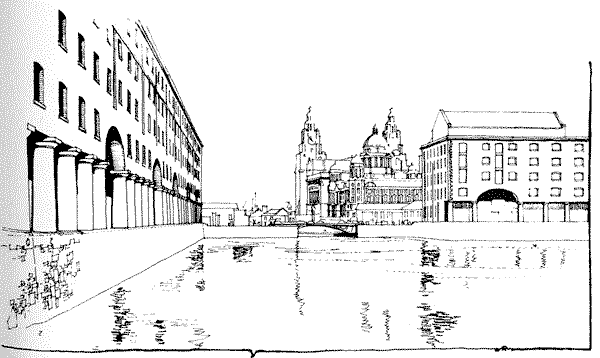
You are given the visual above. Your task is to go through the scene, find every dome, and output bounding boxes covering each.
[351,155,363,165]
[362,124,387,149]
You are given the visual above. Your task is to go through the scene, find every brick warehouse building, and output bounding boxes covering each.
[0,1,203,232]
[421,110,589,222]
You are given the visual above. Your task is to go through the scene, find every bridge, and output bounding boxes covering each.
[295,222,359,237]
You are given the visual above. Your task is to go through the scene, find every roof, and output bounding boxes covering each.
[203,202,239,210]
[402,201,423,210]
[440,110,564,129]
[263,208,289,216]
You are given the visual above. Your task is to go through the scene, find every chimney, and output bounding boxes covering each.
[262,205,268,212]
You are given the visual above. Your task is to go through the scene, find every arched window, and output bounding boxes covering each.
[58,82,67,121]
[58,11,67,50]
[78,33,85,67]
[33,62,44,106]
[78,96,86,131]
[94,109,100,140]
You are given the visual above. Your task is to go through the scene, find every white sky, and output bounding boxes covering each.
[93,0,597,209]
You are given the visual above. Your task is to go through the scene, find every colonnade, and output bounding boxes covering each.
[31,137,202,232]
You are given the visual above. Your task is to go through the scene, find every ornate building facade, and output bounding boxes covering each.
[0,1,203,232]
[294,108,422,223]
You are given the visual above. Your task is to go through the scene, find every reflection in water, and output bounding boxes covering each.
[420,241,440,267]
[417,302,460,347]
[153,319,166,345]
[233,246,253,262]
[383,309,391,341]
[158,244,205,292]
[360,302,372,333]
[419,272,440,296]
[294,239,305,315]
[188,327,210,347]
[185,245,204,272]
[109,287,135,344]
[515,248,522,268]
[195,279,206,291]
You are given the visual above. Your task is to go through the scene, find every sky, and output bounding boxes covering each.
[92,0,597,209]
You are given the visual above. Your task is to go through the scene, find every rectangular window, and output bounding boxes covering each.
[574,172,584,182]
[574,187,585,197]
[59,82,67,121]
[528,188,539,197]
[135,140,139,163]
[135,64,139,81]
[78,96,86,132]
[458,188,468,197]
[94,109,100,141]
[106,68,112,94]
[459,142,467,153]
[529,157,539,166]
[551,172,562,181]
[459,155,467,167]
[495,169,503,184]
[127,90,131,113]
[148,115,152,134]
[93,52,100,83]
[78,33,85,68]
[127,52,132,73]
[459,169,467,183]
[529,143,539,151]
[118,39,123,60]
[482,171,491,181]
[142,145,146,166]
[134,99,138,120]
[127,134,132,158]
[482,143,490,151]
[550,187,561,197]
[495,143,503,153]
[33,62,44,106]
[118,80,122,105]
[529,172,539,181]
[552,143,562,151]
[148,150,152,168]
[551,158,561,166]
[481,157,491,165]
[508,171,517,181]
[58,11,67,50]
[574,157,584,167]
[508,143,517,151]
[574,143,584,152]
[508,156,517,166]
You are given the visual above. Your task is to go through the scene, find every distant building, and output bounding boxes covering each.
[261,208,292,226]
[295,108,422,223]
[202,203,238,226]
[420,110,589,222]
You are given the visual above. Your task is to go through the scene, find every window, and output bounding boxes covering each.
[495,169,503,184]
[148,114,152,133]
[495,143,503,153]
[529,172,539,181]
[106,68,112,94]
[78,96,86,132]
[135,99,139,121]
[551,172,562,181]
[118,80,122,105]
[459,155,467,167]
[482,171,491,181]
[574,157,584,167]
[135,64,139,81]
[135,140,139,163]
[77,33,85,67]
[482,143,490,151]
[142,145,146,166]
[459,169,467,183]
[33,62,44,106]
[58,82,67,121]
[508,143,517,151]
[574,187,585,197]
[118,39,123,60]
[508,156,517,166]
[529,157,539,166]
[127,134,132,158]
[459,142,467,153]
[508,171,517,181]
[529,143,539,151]
[528,188,539,197]
[94,109,100,141]
[550,187,561,197]
[58,11,67,50]
[148,150,152,168]
[127,90,131,113]
[127,52,132,73]
[458,188,468,197]
[481,156,490,165]
[552,143,562,151]
[574,172,584,182]
[92,52,100,84]
[551,158,561,166]
[575,143,585,152]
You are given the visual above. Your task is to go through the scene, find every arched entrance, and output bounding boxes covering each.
[476,189,519,222]
[105,127,126,228]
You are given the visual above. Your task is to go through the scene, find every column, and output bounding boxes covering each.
[126,173,137,228]
[57,148,80,231]
[565,202,571,222]
[33,137,61,232]
[134,176,143,227]
[147,182,154,226]
[77,155,95,231]
[543,202,549,222]
[154,186,163,225]
[174,194,180,224]
[93,161,109,229]
[111,170,128,228]
[518,202,524,222]
[471,201,477,222]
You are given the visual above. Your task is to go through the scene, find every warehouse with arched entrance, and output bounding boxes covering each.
[476,189,519,222]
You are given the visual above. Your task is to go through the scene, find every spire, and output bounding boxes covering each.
[304,106,313,129]
[372,124,378,135]
[388,107,393,119]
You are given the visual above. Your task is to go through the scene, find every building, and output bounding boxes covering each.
[420,110,589,222]
[202,203,238,226]
[261,208,292,226]
[295,108,423,223]
[0,1,203,232]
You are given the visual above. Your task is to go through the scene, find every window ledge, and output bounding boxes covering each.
[33,100,46,110]
[94,77,100,85]
[59,115,68,123]
[78,62,86,70]
[58,42,68,53]
[94,135,101,142]
[79,127,87,133]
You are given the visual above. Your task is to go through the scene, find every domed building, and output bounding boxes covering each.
[295,108,423,224]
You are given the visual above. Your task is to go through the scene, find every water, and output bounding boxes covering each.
[3,234,590,351]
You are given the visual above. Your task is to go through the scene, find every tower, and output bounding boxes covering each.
[295,107,327,217]
[382,107,402,153]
